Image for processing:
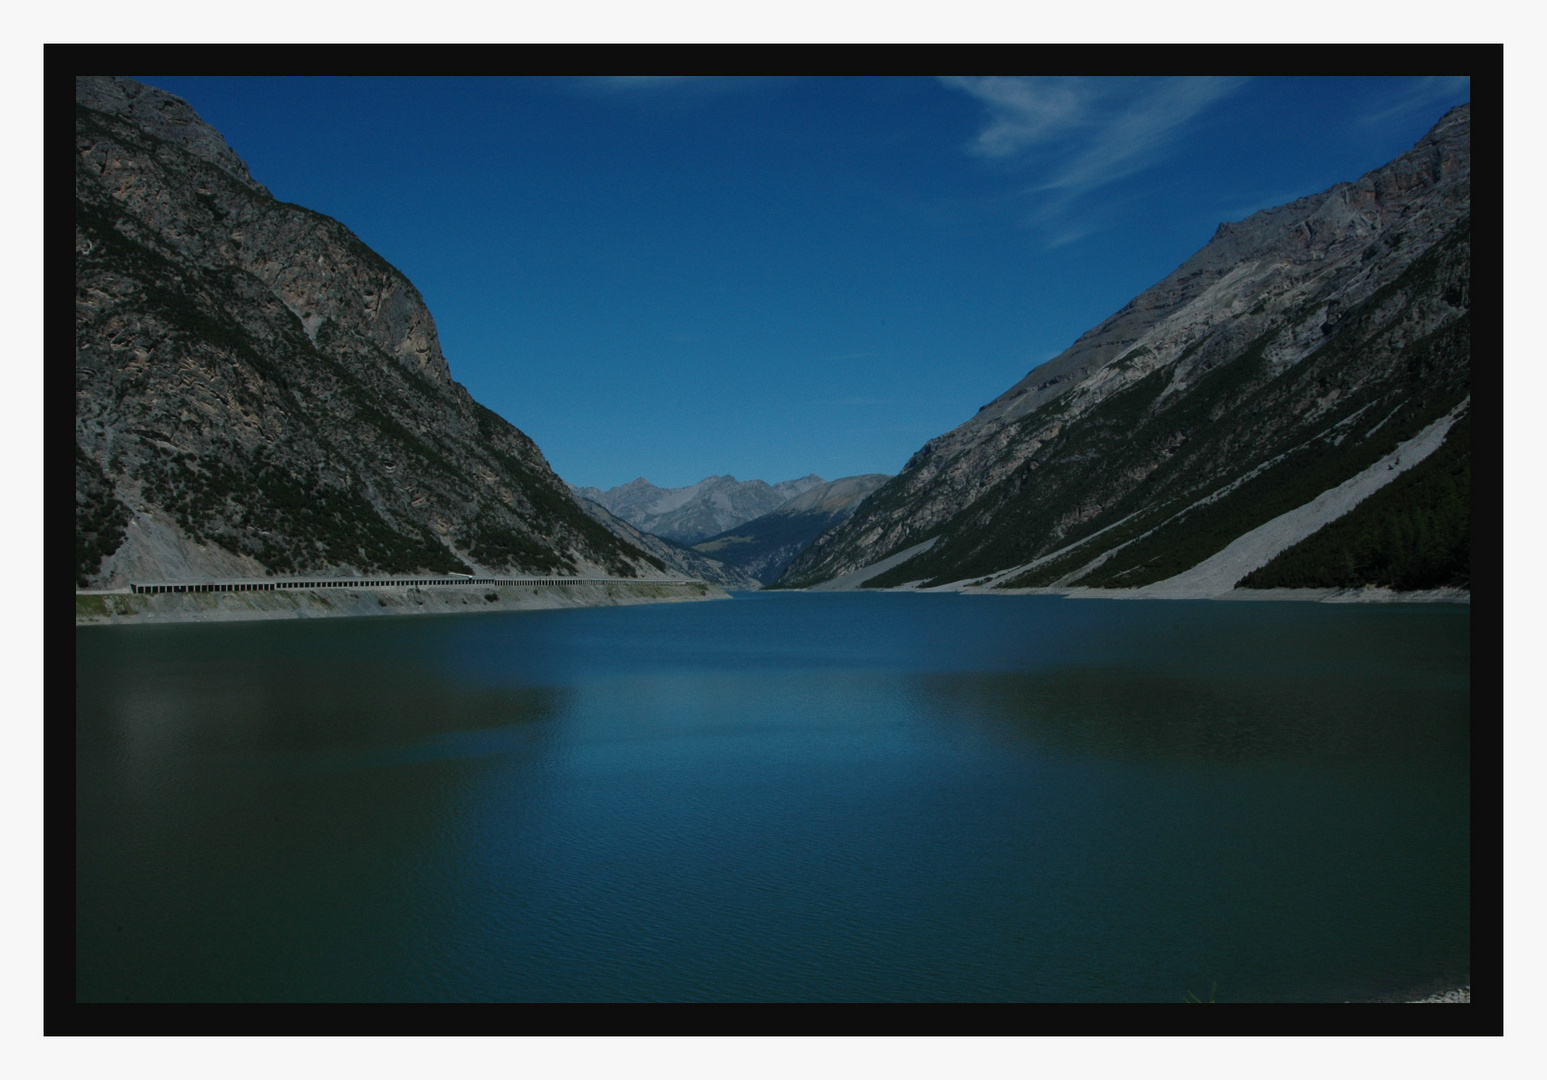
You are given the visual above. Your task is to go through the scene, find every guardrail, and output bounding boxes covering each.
[128,575,705,595]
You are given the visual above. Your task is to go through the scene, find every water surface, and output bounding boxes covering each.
[75,592,1471,1002]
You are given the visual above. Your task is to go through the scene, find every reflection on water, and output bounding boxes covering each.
[928,663,1470,766]
[76,620,564,1002]
[75,595,1471,1002]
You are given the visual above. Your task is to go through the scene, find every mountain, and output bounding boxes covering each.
[573,473,827,545]
[75,76,667,588]
[778,105,1471,595]
[692,474,891,584]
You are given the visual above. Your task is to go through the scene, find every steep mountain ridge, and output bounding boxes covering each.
[779,105,1471,593]
[75,75,665,587]
[574,473,826,544]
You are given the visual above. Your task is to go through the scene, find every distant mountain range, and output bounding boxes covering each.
[778,105,1471,596]
[573,472,892,586]
[572,474,827,545]
[74,76,677,588]
[692,474,891,584]
[568,497,764,591]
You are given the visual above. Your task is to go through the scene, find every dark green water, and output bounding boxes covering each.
[75,592,1470,1002]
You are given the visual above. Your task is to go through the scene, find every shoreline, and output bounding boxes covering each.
[967,584,1471,604]
[792,580,1470,604]
[76,580,729,626]
[1352,983,1471,1003]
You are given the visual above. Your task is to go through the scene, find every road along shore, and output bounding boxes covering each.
[76,579,728,626]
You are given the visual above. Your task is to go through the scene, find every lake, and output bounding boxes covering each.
[74,591,1471,1003]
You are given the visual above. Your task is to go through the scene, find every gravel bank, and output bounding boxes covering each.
[1128,403,1466,600]
[805,538,939,591]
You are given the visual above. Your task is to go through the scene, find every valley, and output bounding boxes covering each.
[70,74,1480,1017]
[76,78,1472,613]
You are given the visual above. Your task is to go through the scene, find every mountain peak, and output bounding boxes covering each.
[581,472,826,545]
[76,76,270,197]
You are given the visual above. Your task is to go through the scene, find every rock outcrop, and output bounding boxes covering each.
[778,105,1471,595]
[76,76,665,587]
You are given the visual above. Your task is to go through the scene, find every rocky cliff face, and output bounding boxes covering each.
[574,473,827,545]
[779,105,1471,592]
[75,76,665,587]
[692,474,891,584]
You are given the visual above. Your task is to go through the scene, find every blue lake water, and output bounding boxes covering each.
[74,592,1471,1002]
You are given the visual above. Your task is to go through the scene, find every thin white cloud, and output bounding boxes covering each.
[1044,77,1248,193]
[1042,217,1106,249]
[1356,75,1471,128]
[939,76,1093,158]
[940,76,1247,247]
[942,76,1248,196]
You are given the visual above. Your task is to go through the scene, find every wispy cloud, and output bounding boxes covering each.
[942,76,1248,195]
[1356,75,1471,128]
[939,76,1093,159]
[939,76,1247,246]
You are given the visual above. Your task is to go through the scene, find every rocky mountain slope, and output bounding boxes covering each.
[573,473,826,544]
[75,75,667,588]
[692,474,891,584]
[777,105,1471,595]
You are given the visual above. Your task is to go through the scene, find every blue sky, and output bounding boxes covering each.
[132,75,1472,492]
